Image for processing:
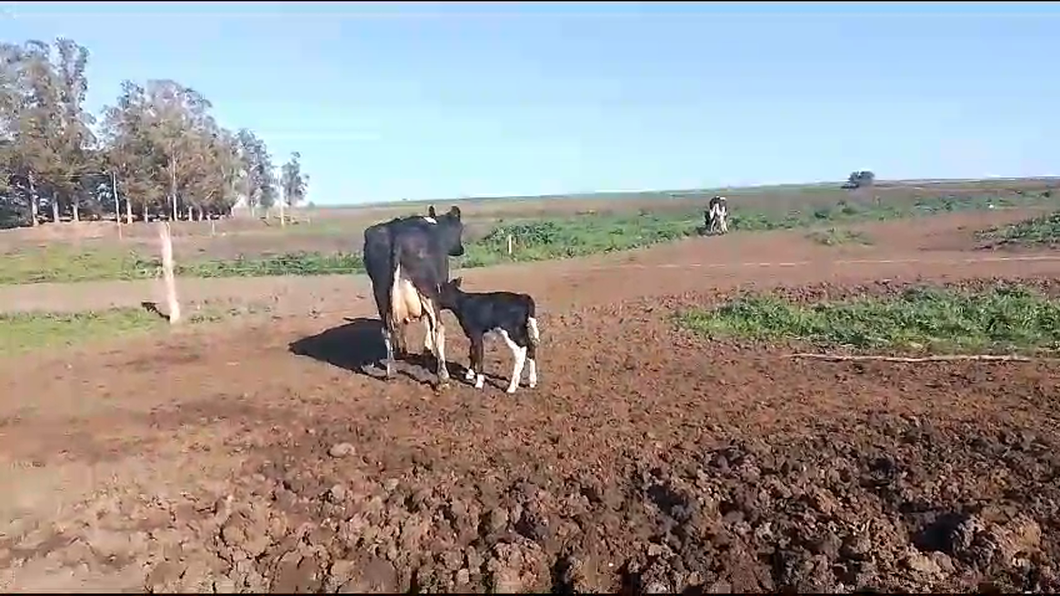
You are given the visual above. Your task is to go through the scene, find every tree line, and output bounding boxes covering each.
[0,37,309,228]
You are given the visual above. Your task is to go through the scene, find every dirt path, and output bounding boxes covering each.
[1,211,1059,592]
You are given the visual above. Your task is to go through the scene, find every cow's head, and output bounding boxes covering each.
[428,205,465,257]
[438,276,464,309]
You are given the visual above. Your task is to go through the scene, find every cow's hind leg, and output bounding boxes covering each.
[421,317,436,368]
[387,320,405,360]
[425,306,450,387]
[381,323,396,379]
[370,278,395,374]
[422,318,435,354]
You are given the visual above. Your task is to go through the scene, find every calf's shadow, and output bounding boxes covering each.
[288,317,454,386]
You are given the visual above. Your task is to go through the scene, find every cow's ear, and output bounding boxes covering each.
[448,205,461,219]
[428,206,437,217]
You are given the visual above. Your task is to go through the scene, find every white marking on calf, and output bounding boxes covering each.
[528,316,540,343]
[526,316,539,388]
[421,216,437,224]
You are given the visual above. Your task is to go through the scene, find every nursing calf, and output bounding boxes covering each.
[437,278,540,394]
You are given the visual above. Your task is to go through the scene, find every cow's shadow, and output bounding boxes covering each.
[288,317,453,386]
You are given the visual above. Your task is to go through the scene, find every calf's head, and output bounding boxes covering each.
[428,205,465,258]
[437,277,465,310]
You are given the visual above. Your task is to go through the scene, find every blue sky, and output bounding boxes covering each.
[2,1,1058,204]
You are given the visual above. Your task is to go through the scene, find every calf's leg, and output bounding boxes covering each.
[465,338,477,382]
[471,334,486,389]
[498,329,527,394]
[526,338,538,389]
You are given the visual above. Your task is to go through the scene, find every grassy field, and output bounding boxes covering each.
[678,284,1060,354]
[0,308,169,355]
[2,176,1060,282]
[977,211,1060,247]
[0,304,266,355]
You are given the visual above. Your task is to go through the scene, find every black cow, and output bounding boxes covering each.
[437,277,540,394]
[362,205,465,386]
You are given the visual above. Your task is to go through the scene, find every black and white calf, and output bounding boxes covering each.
[437,278,540,394]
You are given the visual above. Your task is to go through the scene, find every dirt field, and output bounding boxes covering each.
[2,210,1060,593]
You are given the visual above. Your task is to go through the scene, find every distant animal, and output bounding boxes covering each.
[706,196,729,234]
[362,205,465,386]
[437,277,540,394]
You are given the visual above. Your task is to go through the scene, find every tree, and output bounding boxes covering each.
[843,170,875,190]
[52,38,97,222]
[7,40,63,225]
[280,151,309,207]
[235,128,277,216]
[0,35,305,229]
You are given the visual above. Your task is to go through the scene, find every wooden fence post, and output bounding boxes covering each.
[159,222,181,324]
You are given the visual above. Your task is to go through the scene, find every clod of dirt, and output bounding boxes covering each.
[486,540,549,593]
[327,484,347,503]
[328,443,355,458]
[905,550,944,577]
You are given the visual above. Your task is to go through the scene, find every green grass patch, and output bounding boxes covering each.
[0,308,166,356]
[976,211,1060,246]
[0,245,153,284]
[0,304,262,356]
[2,191,1057,285]
[677,285,1060,354]
[0,248,366,284]
[805,227,873,246]
[178,252,364,277]
[457,212,701,268]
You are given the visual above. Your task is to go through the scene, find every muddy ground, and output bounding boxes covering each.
[1,211,1059,592]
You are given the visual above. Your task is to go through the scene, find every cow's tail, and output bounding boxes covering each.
[385,234,406,331]
[526,299,540,347]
